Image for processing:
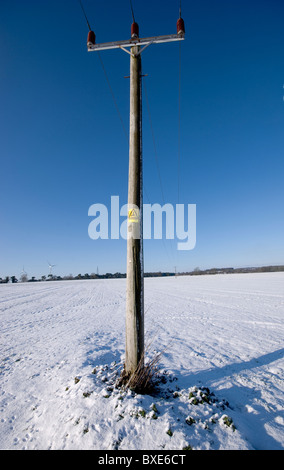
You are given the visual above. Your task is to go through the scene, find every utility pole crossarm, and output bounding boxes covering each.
[87,33,184,52]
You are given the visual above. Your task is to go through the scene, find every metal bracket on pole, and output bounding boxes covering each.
[135,41,154,56]
[118,45,136,57]
[112,41,155,58]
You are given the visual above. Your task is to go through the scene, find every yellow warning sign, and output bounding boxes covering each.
[128,208,139,223]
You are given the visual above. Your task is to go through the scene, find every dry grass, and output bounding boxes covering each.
[116,344,165,394]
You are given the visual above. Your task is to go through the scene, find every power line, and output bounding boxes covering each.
[97,52,129,142]
[143,78,176,268]
[77,2,154,204]
[129,0,136,23]
[143,79,166,205]
[176,26,183,271]
[78,0,92,31]
[78,1,183,272]
[177,40,182,204]
[77,0,129,141]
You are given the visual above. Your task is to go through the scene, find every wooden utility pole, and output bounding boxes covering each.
[125,43,144,374]
[87,14,185,377]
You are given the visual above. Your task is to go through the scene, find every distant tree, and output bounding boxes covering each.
[90,273,98,279]
[193,267,201,275]
[11,276,18,283]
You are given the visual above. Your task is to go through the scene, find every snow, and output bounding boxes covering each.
[0,272,283,450]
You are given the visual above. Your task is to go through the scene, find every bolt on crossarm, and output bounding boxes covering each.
[87,17,185,377]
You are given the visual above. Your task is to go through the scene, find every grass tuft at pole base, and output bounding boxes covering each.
[116,348,163,395]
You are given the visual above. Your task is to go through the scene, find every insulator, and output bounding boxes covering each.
[87,30,96,47]
[131,22,139,38]
[177,17,185,35]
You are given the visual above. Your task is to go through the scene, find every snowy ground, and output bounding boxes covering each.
[0,272,283,450]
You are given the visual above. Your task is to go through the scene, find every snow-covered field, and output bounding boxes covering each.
[0,272,283,450]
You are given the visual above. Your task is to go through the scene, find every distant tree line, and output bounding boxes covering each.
[0,271,175,283]
[180,265,284,276]
[1,265,283,284]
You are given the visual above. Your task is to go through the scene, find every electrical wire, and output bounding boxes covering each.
[176,1,183,272]
[77,0,181,271]
[143,78,176,267]
[78,0,92,31]
[129,0,136,23]
[97,52,129,142]
[177,40,181,204]
[78,0,128,141]
[143,80,165,205]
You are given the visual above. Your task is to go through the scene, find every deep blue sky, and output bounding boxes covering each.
[1,0,284,278]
